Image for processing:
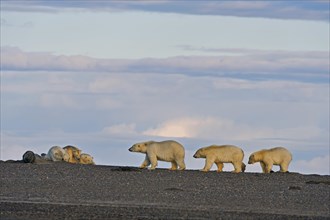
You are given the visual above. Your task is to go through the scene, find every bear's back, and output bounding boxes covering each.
[206,145,243,153]
[204,145,244,161]
[148,140,185,158]
[151,140,184,150]
[267,147,292,163]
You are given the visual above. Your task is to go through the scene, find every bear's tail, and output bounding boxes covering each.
[241,162,246,172]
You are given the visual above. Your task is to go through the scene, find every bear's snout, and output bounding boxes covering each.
[193,153,198,158]
[128,147,133,152]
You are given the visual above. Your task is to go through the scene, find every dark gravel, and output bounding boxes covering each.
[0,163,329,219]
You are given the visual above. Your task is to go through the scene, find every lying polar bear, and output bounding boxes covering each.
[45,146,70,162]
[129,140,186,170]
[79,153,96,165]
[63,145,81,164]
[193,145,246,173]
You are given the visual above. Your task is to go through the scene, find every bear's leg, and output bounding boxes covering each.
[241,162,246,172]
[139,156,150,169]
[170,161,178,170]
[176,160,186,170]
[215,162,224,172]
[280,163,289,172]
[201,157,214,172]
[260,161,267,173]
[264,162,273,173]
[232,162,242,173]
[148,154,158,170]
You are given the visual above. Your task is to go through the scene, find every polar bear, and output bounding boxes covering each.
[63,145,81,164]
[46,146,70,162]
[79,153,95,165]
[248,147,292,173]
[129,140,186,170]
[193,145,246,173]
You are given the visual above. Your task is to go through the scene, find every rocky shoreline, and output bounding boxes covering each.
[0,163,329,219]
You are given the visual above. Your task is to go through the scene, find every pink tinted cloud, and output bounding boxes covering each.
[1,47,129,71]
[1,47,328,78]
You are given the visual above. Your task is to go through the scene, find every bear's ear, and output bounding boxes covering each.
[144,143,148,146]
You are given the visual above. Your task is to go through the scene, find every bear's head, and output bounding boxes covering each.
[248,154,256,164]
[128,142,151,153]
[80,153,95,165]
[72,149,81,160]
[193,148,205,158]
[62,151,70,162]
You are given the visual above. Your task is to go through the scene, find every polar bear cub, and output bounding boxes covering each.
[46,146,70,162]
[248,147,292,173]
[79,153,95,165]
[193,145,246,173]
[129,140,186,170]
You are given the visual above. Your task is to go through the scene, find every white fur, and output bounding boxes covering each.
[193,145,245,173]
[46,146,70,162]
[129,140,186,170]
[79,153,95,165]
[248,147,292,173]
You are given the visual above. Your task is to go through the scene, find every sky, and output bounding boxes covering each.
[1,0,329,174]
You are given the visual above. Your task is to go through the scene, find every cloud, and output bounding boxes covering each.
[1,49,328,175]
[94,98,122,110]
[40,93,78,108]
[88,77,134,94]
[1,47,104,71]
[1,18,34,28]
[212,78,329,102]
[1,47,328,84]
[142,117,326,142]
[1,1,329,21]
[102,123,137,136]
[291,155,330,175]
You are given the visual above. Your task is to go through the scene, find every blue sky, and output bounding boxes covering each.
[1,0,329,174]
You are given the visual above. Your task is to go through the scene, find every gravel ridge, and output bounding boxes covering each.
[0,163,329,219]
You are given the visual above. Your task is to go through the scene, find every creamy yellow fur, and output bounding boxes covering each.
[248,147,292,173]
[79,153,95,165]
[63,145,81,164]
[193,145,246,173]
[129,140,186,170]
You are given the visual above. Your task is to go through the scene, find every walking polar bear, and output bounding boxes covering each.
[248,147,292,173]
[193,145,246,173]
[129,140,186,170]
